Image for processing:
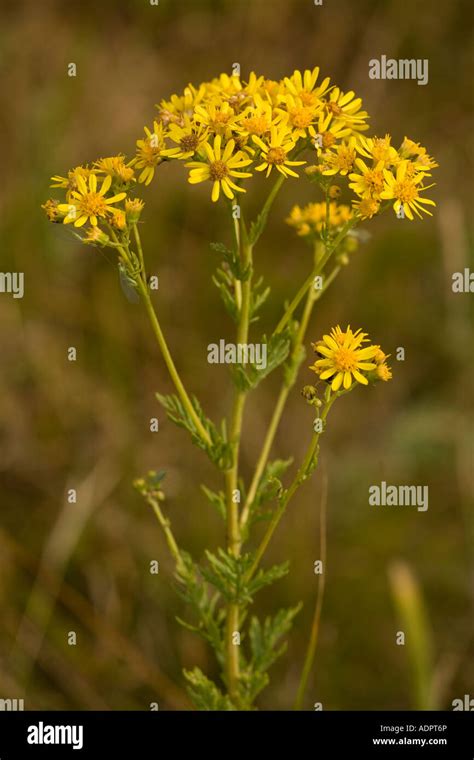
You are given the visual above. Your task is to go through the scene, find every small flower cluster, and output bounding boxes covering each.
[309,325,392,392]
[43,155,144,242]
[286,200,353,237]
[316,133,437,220]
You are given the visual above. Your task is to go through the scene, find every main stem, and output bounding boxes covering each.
[224,219,252,702]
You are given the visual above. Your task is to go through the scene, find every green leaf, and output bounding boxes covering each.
[174,553,225,658]
[156,393,232,470]
[201,484,226,520]
[184,668,237,711]
[247,561,290,598]
[249,604,302,675]
[248,457,293,525]
[230,331,291,392]
[249,276,270,323]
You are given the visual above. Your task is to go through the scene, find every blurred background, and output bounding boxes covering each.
[0,0,472,710]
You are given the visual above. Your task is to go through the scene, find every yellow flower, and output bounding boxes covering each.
[310,325,379,391]
[352,197,380,219]
[399,137,438,171]
[380,161,435,220]
[161,116,209,160]
[320,137,358,176]
[312,112,352,152]
[84,226,110,245]
[51,165,93,200]
[283,67,331,108]
[325,88,369,132]
[156,84,205,126]
[125,198,145,223]
[186,135,252,202]
[58,174,126,227]
[41,199,61,222]
[286,201,352,237]
[94,155,135,182]
[133,122,168,185]
[234,96,276,137]
[252,125,305,178]
[194,100,240,136]
[349,158,385,198]
[376,363,392,381]
[356,134,398,167]
[276,94,320,140]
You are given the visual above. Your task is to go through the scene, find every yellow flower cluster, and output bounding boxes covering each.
[316,132,437,220]
[309,325,392,391]
[286,201,352,237]
[42,68,437,238]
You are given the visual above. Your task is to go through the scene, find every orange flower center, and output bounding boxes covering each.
[180,134,200,152]
[290,107,314,129]
[333,347,358,372]
[242,115,269,135]
[267,147,287,165]
[209,160,229,180]
[78,192,109,217]
[393,179,418,202]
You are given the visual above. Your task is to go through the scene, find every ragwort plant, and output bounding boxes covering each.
[43,67,437,710]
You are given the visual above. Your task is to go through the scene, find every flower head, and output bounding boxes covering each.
[133,122,168,185]
[186,135,252,202]
[286,201,352,237]
[57,174,126,227]
[309,325,383,391]
[253,124,305,178]
[94,155,135,183]
[380,161,435,219]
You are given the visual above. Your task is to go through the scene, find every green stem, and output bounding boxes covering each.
[144,493,186,576]
[240,255,342,531]
[224,218,253,703]
[245,392,336,583]
[133,223,146,279]
[274,217,358,336]
[135,276,212,447]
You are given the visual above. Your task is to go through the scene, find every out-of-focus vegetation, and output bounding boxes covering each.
[0,0,472,709]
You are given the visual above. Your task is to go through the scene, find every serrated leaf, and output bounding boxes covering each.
[249,604,302,675]
[247,561,290,598]
[156,393,232,470]
[201,484,226,519]
[230,331,291,392]
[184,668,237,711]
